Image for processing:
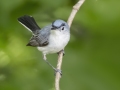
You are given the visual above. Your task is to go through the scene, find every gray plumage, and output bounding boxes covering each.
[18,15,70,48]
[18,15,70,75]
[27,25,51,47]
[18,15,51,47]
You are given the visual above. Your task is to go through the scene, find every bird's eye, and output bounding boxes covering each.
[62,27,64,30]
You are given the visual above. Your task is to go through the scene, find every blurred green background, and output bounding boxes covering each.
[0,0,120,90]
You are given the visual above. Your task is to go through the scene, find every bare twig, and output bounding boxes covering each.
[55,0,85,90]
[55,50,63,90]
[67,0,85,27]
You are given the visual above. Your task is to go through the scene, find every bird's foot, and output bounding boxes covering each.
[57,49,65,56]
[54,69,62,76]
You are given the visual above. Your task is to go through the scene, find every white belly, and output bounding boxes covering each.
[37,30,70,54]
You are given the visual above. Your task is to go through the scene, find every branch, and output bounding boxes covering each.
[55,0,85,90]
[67,0,85,27]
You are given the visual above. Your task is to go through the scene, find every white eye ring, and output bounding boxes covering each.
[62,27,64,30]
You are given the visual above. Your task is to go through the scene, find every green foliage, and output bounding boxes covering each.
[0,0,120,90]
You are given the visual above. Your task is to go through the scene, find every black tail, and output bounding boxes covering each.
[18,15,41,32]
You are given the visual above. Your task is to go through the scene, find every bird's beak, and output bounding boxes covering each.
[51,27,57,30]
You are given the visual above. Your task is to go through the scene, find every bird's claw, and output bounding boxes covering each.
[57,49,65,56]
[54,69,62,76]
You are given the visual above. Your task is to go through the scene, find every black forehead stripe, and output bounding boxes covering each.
[61,23,65,26]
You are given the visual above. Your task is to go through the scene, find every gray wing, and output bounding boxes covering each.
[37,25,51,46]
[27,25,51,47]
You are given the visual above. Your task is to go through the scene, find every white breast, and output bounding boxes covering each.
[37,30,70,54]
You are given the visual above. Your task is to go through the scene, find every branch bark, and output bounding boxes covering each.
[55,0,85,90]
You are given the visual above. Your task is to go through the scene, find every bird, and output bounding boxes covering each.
[18,15,70,75]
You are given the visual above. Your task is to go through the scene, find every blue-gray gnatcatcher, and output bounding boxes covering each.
[18,15,70,74]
